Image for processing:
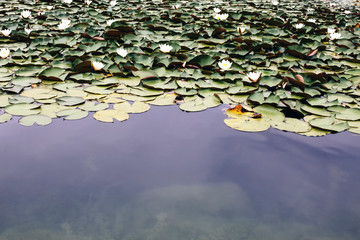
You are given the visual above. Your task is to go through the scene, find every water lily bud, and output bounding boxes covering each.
[247,71,262,82]
[85,0,92,5]
[159,44,173,53]
[218,60,232,71]
[0,48,10,59]
[47,6,54,10]
[91,61,104,71]
[237,26,247,35]
[172,4,180,9]
[117,47,128,57]
[1,29,11,37]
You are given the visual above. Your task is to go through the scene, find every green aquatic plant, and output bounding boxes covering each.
[0,0,359,136]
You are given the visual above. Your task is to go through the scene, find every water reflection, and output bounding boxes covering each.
[0,106,359,240]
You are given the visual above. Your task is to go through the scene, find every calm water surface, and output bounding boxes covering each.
[0,106,359,240]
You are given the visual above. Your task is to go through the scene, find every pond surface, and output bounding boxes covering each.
[0,106,359,240]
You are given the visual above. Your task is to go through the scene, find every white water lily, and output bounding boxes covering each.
[46,6,54,10]
[63,0,72,4]
[38,11,45,16]
[295,23,304,29]
[85,0,92,5]
[21,10,31,18]
[25,27,32,34]
[214,7,221,13]
[0,48,10,59]
[107,19,116,26]
[247,71,262,82]
[172,4,180,9]
[91,61,104,71]
[327,28,336,34]
[159,44,173,53]
[214,13,228,20]
[117,47,128,57]
[218,59,232,71]
[58,19,71,30]
[308,19,316,23]
[237,26,247,35]
[110,0,117,6]
[344,10,351,14]
[329,32,341,40]
[272,1,279,5]
[1,29,11,37]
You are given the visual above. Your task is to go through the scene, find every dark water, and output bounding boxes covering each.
[0,106,359,240]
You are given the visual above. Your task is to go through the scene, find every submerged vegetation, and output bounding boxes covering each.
[0,0,360,136]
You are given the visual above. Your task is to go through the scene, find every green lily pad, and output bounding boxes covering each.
[5,103,41,116]
[19,114,52,126]
[57,109,89,120]
[224,115,271,132]
[93,109,129,123]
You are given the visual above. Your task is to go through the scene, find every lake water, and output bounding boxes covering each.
[0,106,359,240]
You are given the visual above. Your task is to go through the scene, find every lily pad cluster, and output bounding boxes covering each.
[0,0,360,136]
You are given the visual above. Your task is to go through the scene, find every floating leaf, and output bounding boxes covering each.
[5,103,40,116]
[0,113,12,123]
[57,96,85,106]
[57,109,89,120]
[19,114,52,126]
[93,109,129,123]
[224,115,270,132]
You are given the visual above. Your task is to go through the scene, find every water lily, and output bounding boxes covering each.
[247,71,262,82]
[344,10,351,14]
[329,32,341,40]
[159,44,173,53]
[172,4,180,9]
[91,61,104,71]
[214,13,228,20]
[218,59,232,71]
[237,26,247,35]
[214,7,221,13]
[25,27,32,35]
[58,19,71,30]
[272,1,279,5]
[21,10,31,18]
[46,6,54,10]
[85,0,92,5]
[0,48,10,59]
[295,23,304,29]
[117,47,128,57]
[308,19,316,23]
[110,0,117,6]
[327,28,336,34]
[107,19,116,26]
[63,0,72,4]
[1,29,11,37]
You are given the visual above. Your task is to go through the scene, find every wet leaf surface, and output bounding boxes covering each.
[0,0,359,136]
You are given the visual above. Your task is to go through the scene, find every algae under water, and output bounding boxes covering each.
[0,106,359,240]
